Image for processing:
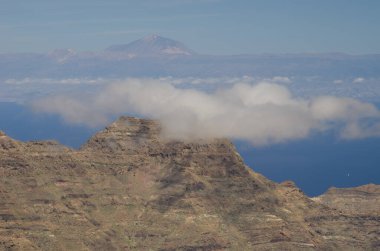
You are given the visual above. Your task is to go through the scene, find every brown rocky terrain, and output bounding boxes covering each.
[312,184,380,215]
[0,116,379,250]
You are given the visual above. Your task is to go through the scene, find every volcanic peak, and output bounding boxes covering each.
[105,35,196,57]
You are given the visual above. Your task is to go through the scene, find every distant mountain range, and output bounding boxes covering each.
[105,34,196,57]
[1,35,380,79]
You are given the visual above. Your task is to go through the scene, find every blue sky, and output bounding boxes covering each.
[1,0,380,54]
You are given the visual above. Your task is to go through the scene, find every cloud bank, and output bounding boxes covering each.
[32,78,380,146]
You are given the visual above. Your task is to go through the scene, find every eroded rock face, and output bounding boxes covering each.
[312,184,380,215]
[0,116,379,250]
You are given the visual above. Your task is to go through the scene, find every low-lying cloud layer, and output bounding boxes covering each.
[32,78,380,146]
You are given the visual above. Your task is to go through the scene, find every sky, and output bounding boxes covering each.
[1,0,380,54]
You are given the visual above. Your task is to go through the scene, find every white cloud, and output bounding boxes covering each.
[340,122,380,139]
[4,78,107,85]
[310,96,378,121]
[32,78,380,146]
[333,80,343,84]
[268,76,292,84]
[353,77,365,84]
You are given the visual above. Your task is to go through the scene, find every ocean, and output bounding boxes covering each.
[1,102,379,196]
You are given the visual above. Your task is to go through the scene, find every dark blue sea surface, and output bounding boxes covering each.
[235,136,380,196]
[0,102,379,196]
[0,102,100,148]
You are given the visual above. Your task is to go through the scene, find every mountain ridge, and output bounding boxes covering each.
[1,35,380,79]
[0,116,379,250]
[105,35,196,57]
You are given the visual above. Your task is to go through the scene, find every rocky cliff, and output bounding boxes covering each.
[0,117,379,250]
[312,184,380,215]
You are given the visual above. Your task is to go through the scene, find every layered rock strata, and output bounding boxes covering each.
[0,117,379,250]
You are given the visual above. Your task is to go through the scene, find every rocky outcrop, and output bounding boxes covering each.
[0,116,379,250]
[312,184,380,215]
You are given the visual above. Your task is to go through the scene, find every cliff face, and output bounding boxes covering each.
[312,184,380,215]
[0,116,379,250]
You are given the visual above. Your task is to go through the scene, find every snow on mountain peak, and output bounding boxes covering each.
[105,35,196,57]
[48,48,77,63]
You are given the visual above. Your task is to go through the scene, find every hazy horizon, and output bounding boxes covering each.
[1,0,380,55]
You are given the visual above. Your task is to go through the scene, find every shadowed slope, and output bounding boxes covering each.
[0,117,379,250]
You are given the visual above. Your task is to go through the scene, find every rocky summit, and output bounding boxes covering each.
[0,116,379,250]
